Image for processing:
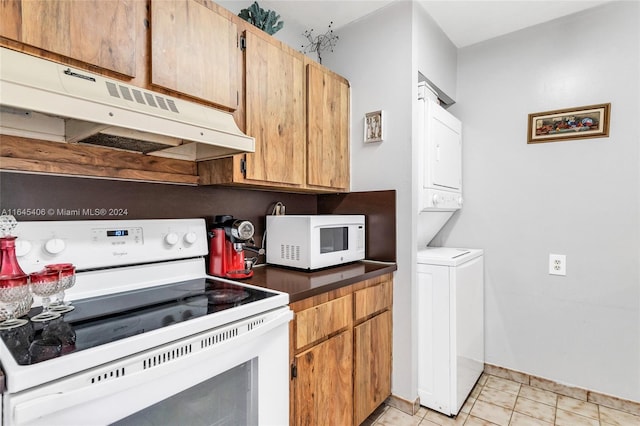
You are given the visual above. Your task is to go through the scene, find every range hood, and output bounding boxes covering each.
[0,47,254,161]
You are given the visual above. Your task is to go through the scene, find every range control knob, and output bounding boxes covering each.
[184,232,198,245]
[164,232,179,246]
[432,194,441,206]
[44,238,65,255]
[457,196,464,207]
[15,240,32,257]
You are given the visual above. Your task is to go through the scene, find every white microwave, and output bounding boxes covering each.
[266,215,365,270]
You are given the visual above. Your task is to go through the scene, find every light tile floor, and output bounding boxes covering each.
[364,374,640,426]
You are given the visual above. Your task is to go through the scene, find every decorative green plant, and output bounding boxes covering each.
[238,2,284,35]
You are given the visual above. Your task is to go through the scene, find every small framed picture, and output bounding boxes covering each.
[527,103,611,144]
[364,110,383,143]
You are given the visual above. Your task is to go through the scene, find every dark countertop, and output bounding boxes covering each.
[242,261,397,303]
[0,263,396,395]
[0,262,395,395]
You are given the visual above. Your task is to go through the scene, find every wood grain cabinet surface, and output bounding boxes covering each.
[306,63,350,191]
[295,295,352,350]
[0,0,350,190]
[294,329,353,426]
[0,0,137,77]
[354,309,392,425]
[290,274,393,426]
[243,31,306,186]
[198,25,351,193]
[150,0,239,111]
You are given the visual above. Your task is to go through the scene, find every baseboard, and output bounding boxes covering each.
[484,363,640,417]
[385,393,420,416]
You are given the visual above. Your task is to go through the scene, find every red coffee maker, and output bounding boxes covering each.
[208,215,255,279]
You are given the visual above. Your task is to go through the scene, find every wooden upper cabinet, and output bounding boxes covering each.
[306,64,350,191]
[244,31,305,186]
[150,0,239,110]
[0,0,21,40]
[0,0,137,77]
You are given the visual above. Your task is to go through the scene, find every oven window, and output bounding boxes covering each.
[320,227,349,254]
[112,358,258,426]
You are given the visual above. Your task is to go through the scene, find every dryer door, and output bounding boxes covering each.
[426,100,462,191]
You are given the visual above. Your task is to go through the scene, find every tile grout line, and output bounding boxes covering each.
[507,383,520,426]
[597,403,601,426]
[554,386,558,426]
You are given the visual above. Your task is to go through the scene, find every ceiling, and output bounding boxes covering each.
[417,0,614,47]
[225,0,615,48]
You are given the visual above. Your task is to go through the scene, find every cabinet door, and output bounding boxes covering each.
[244,31,305,186]
[1,0,137,77]
[294,330,353,426]
[306,64,350,190]
[354,310,392,425]
[150,0,238,110]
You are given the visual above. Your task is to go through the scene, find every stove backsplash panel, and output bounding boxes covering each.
[0,172,396,262]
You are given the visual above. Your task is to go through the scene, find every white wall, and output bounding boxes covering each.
[413,2,458,103]
[438,1,640,402]
[324,0,416,402]
[325,0,458,405]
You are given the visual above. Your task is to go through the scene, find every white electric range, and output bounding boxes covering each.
[0,218,292,426]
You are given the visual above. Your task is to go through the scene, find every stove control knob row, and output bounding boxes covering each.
[164,232,198,246]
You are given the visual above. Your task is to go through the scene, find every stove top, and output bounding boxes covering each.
[1,278,276,366]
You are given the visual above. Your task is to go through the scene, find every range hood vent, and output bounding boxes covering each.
[0,47,254,161]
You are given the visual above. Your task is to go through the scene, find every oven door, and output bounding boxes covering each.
[3,307,292,426]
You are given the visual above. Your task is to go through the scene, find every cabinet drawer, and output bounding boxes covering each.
[295,295,352,349]
[354,280,393,321]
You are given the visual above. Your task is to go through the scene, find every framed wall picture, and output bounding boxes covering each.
[364,110,383,143]
[527,103,611,144]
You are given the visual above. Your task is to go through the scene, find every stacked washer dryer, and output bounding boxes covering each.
[416,82,484,416]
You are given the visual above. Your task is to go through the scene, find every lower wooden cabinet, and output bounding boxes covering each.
[294,330,353,426]
[290,274,393,426]
[354,310,392,425]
